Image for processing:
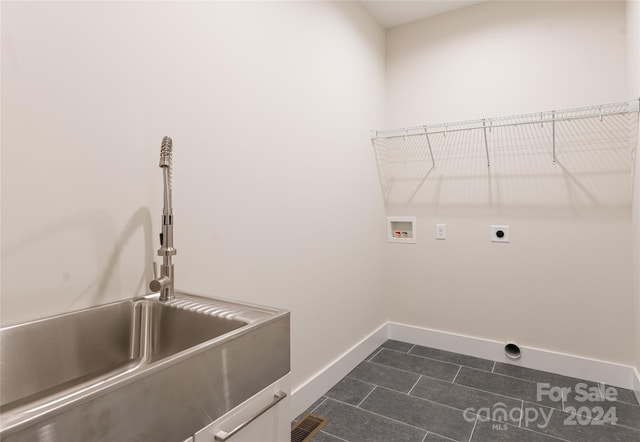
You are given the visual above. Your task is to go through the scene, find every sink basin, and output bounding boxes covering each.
[1,298,247,408]
[0,292,290,442]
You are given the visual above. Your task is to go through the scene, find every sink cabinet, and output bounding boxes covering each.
[193,375,290,442]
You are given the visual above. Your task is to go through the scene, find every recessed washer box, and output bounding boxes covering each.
[387,216,416,244]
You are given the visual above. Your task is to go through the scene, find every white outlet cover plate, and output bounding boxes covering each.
[436,224,446,240]
[491,225,510,243]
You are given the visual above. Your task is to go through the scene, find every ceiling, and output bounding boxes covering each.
[360,0,485,28]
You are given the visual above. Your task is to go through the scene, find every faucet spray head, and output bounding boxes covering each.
[159,136,172,168]
[159,136,173,191]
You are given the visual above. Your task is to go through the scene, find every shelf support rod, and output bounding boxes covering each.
[552,110,556,164]
[482,119,490,167]
[424,126,436,168]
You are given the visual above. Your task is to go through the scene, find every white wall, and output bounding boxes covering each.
[384,1,635,365]
[3,0,637,405]
[628,0,640,373]
[1,1,387,393]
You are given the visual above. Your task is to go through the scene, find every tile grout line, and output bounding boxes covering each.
[363,358,465,384]
[324,397,434,435]
[309,396,328,414]
[325,393,495,437]
[320,342,640,442]
[518,400,524,427]
[565,404,640,432]
[364,384,514,421]
[425,431,461,442]
[492,366,603,391]
[449,376,563,414]
[407,344,494,367]
[422,365,558,409]
[355,385,377,408]
[610,422,640,433]
[367,348,384,361]
[375,348,494,374]
[362,359,449,380]
[318,430,350,442]
[598,384,640,407]
[615,397,640,407]
[595,384,640,407]
[408,344,416,353]
[490,366,604,394]
[596,385,640,407]
[458,364,577,395]
[422,431,461,442]
[598,382,604,400]
[467,415,479,442]
[375,349,459,369]
[442,375,531,404]
[408,345,639,438]
[520,398,640,433]
[351,364,539,410]
[451,366,462,384]
[377,347,410,356]
[408,375,423,396]
[387,341,607,395]
[353,378,533,417]
[345,375,379,388]
[330,394,581,442]
[359,344,627,429]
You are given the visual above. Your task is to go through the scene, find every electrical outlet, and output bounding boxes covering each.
[491,225,510,243]
[436,224,446,240]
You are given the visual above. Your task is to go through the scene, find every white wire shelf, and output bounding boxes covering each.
[371,100,639,168]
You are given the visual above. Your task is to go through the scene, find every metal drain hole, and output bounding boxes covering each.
[291,414,328,442]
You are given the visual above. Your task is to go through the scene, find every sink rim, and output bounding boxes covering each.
[0,291,288,435]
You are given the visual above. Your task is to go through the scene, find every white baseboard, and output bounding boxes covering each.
[634,367,640,403]
[290,323,388,418]
[388,322,637,390]
[387,322,506,361]
[291,321,638,420]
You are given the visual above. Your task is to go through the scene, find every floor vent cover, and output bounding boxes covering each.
[291,414,328,442]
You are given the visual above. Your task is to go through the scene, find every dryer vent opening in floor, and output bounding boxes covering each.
[291,413,328,442]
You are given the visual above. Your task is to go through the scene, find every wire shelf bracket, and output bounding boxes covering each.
[424,126,436,168]
[482,119,490,167]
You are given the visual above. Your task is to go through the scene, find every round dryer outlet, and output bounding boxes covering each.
[491,225,510,243]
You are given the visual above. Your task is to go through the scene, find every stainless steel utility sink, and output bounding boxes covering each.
[0,292,290,442]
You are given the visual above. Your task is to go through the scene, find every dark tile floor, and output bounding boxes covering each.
[293,340,640,442]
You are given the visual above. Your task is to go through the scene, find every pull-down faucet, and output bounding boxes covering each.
[149,136,176,301]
